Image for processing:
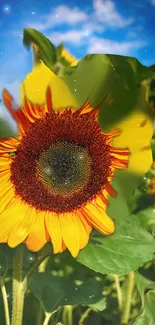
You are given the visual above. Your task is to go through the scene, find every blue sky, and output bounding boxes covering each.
[0,0,155,105]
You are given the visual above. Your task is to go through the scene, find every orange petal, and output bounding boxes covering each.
[77,211,92,235]
[59,212,90,257]
[0,137,20,154]
[2,89,31,133]
[26,209,47,252]
[58,240,66,253]
[83,198,115,235]
[45,212,62,254]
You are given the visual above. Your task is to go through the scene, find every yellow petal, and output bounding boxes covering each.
[20,61,78,110]
[0,165,16,214]
[8,218,31,248]
[59,212,90,257]
[112,112,153,174]
[0,198,29,243]
[0,188,14,215]
[83,200,115,235]
[45,212,62,254]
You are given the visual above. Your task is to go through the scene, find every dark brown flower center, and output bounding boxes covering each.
[37,142,91,196]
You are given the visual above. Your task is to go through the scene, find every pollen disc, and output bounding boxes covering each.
[37,142,91,196]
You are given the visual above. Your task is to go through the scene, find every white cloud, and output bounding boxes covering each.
[87,37,147,55]
[26,5,88,31]
[93,0,134,28]
[8,0,147,87]
[82,22,104,33]
[25,0,134,34]
[24,1,135,52]
[151,0,155,4]
[48,30,91,45]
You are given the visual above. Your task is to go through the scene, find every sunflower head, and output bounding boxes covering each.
[0,62,152,257]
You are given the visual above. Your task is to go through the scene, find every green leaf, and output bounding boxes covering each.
[77,184,155,275]
[127,189,154,215]
[63,54,155,198]
[0,244,37,270]
[29,274,103,313]
[64,54,155,132]
[89,297,107,312]
[114,170,146,199]
[101,292,120,323]
[136,273,155,307]
[56,43,64,57]
[0,118,16,138]
[151,137,155,160]
[149,65,155,73]
[0,250,8,277]
[133,290,155,325]
[136,207,155,235]
[23,28,57,70]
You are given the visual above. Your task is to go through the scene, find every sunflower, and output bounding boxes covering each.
[61,48,78,67]
[0,62,153,257]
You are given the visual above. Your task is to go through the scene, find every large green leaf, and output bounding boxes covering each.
[23,28,57,70]
[23,29,77,77]
[150,65,155,73]
[113,170,147,199]
[77,183,155,275]
[63,54,155,197]
[133,290,155,325]
[29,273,103,312]
[63,54,155,132]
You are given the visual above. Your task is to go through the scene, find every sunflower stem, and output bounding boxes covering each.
[0,277,10,325]
[11,246,26,325]
[113,275,123,312]
[63,306,73,325]
[42,312,52,325]
[62,306,72,325]
[121,271,135,324]
[11,246,51,325]
[78,307,91,325]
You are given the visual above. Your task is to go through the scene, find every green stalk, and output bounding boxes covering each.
[0,277,10,325]
[11,246,26,325]
[113,275,123,312]
[78,308,91,325]
[43,312,52,325]
[11,245,51,325]
[121,272,135,324]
